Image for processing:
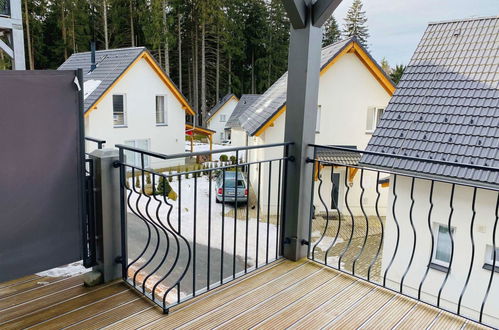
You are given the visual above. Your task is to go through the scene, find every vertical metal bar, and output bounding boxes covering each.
[400,177,417,293]
[118,148,127,279]
[458,187,477,315]
[308,148,318,260]
[192,175,197,296]
[245,163,251,273]
[352,169,370,276]
[220,169,226,284]
[437,183,455,308]
[177,174,182,303]
[324,166,342,266]
[276,159,282,260]
[256,162,262,268]
[338,166,355,271]
[279,145,290,257]
[266,161,272,264]
[312,162,330,262]
[480,193,499,323]
[368,171,384,282]
[383,174,400,287]
[418,180,435,300]
[207,168,212,289]
[233,151,239,278]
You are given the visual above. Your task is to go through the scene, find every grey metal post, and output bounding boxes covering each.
[281,0,341,261]
[0,0,26,69]
[89,149,123,283]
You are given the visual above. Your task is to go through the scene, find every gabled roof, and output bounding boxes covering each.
[239,38,395,136]
[226,94,261,129]
[363,16,499,186]
[207,94,238,122]
[316,146,360,166]
[58,47,195,115]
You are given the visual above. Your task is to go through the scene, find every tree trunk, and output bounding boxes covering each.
[228,55,232,94]
[194,28,199,117]
[72,13,76,52]
[163,1,170,75]
[251,50,255,94]
[201,20,206,126]
[130,0,135,47]
[216,32,220,101]
[158,44,162,67]
[61,1,67,59]
[24,0,34,69]
[267,34,272,88]
[103,0,109,49]
[178,14,182,92]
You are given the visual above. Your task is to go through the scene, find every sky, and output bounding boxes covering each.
[332,0,499,66]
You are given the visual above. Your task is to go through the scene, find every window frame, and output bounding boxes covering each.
[220,114,227,122]
[484,245,499,266]
[124,139,151,168]
[113,94,127,128]
[365,106,385,134]
[432,224,455,268]
[155,95,168,126]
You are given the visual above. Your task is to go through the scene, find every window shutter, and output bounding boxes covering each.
[366,107,375,132]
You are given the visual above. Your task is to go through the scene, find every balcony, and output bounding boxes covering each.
[0,259,486,329]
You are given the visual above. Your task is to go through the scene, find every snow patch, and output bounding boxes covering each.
[36,261,89,278]
[83,79,102,100]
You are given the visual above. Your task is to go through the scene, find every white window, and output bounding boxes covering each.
[433,224,455,267]
[485,246,499,266]
[220,114,226,122]
[113,94,126,127]
[220,132,225,140]
[124,139,151,168]
[316,105,322,133]
[366,107,384,133]
[156,95,167,125]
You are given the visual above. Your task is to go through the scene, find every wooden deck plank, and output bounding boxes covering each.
[249,273,356,330]
[29,289,140,329]
[0,282,127,329]
[0,275,84,310]
[108,259,306,330]
[290,280,374,329]
[184,267,331,330]
[0,275,41,289]
[358,294,417,329]
[328,287,395,329]
[429,312,466,329]
[394,303,440,329]
[0,276,62,299]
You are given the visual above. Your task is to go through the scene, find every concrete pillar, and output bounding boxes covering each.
[89,148,123,283]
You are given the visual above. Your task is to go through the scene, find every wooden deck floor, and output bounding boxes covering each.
[0,259,489,329]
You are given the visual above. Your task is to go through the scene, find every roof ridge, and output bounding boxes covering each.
[71,47,146,56]
[428,15,499,25]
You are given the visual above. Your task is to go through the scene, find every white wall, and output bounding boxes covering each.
[248,53,392,216]
[207,98,238,144]
[230,127,248,149]
[382,176,499,327]
[84,57,186,168]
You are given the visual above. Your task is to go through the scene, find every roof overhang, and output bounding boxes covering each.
[186,124,215,136]
[206,95,239,123]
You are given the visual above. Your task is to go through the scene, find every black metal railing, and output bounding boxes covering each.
[0,0,10,16]
[307,144,499,328]
[82,137,106,268]
[115,142,292,313]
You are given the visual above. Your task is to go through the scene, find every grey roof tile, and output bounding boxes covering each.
[362,16,499,187]
[225,94,261,128]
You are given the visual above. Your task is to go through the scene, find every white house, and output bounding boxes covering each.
[363,17,499,327]
[59,47,195,168]
[235,38,396,216]
[206,93,239,144]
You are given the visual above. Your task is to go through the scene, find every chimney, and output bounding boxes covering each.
[90,41,97,72]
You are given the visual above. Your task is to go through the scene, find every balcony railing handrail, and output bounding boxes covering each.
[115,141,294,160]
[309,144,499,173]
[85,136,106,149]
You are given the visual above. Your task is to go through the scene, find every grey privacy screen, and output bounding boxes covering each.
[0,70,84,282]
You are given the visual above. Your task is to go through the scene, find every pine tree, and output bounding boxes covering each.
[390,64,405,85]
[322,16,340,47]
[380,57,392,75]
[343,0,369,48]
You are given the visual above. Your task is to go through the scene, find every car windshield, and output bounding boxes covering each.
[224,179,245,188]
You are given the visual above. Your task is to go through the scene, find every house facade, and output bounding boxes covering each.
[206,94,239,144]
[236,38,395,216]
[59,47,195,168]
[363,17,499,327]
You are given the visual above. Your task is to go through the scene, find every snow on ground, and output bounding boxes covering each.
[185,142,238,159]
[126,174,278,268]
[36,261,89,278]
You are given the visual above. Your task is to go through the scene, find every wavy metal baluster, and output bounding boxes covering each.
[324,166,343,266]
[311,163,330,261]
[383,174,400,287]
[338,166,356,272]
[276,159,282,260]
[244,164,251,273]
[256,163,261,268]
[367,171,384,282]
[352,169,370,276]
[400,177,417,294]
[220,169,226,283]
[457,187,477,316]
[207,169,212,289]
[192,175,197,296]
[233,151,239,278]
[437,184,455,307]
[266,161,272,264]
[479,194,499,323]
[418,180,435,300]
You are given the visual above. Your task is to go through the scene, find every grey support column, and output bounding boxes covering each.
[281,0,341,261]
[89,149,123,283]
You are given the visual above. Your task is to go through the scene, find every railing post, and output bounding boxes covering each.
[281,0,340,261]
[89,148,123,283]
